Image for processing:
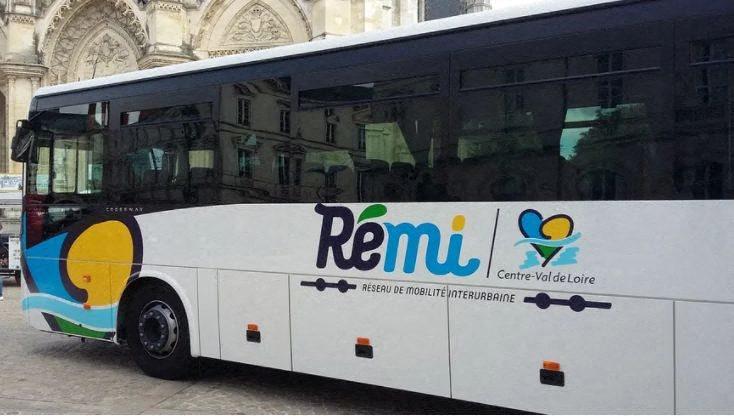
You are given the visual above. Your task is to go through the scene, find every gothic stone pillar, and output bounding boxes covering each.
[312,0,421,39]
[310,0,353,39]
[0,64,47,174]
[3,13,38,64]
[138,0,195,68]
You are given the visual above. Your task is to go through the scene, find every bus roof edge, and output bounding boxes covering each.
[34,0,626,99]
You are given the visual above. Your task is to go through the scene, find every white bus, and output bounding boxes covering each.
[10,0,734,412]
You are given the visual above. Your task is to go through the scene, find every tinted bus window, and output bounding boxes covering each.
[453,34,734,202]
[213,74,447,204]
[112,103,216,204]
[455,56,670,201]
[297,72,446,203]
[454,82,565,201]
[673,33,733,199]
[216,77,294,204]
[121,103,212,126]
[300,75,441,109]
[460,47,661,90]
[559,72,666,200]
[297,97,446,203]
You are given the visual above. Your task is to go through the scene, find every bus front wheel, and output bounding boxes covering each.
[125,283,193,380]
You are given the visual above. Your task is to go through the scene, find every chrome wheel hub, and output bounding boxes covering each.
[138,301,178,358]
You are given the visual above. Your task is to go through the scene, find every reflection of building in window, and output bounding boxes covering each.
[238,149,254,178]
[597,52,623,73]
[280,110,291,133]
[305,151,355,176]
[357,171,366,202]
[504,68,525,84]
[578,169,620,200]
[691,37,734,64]
[560,102,650,200]
[189,150,214,169]
[325,171,337,188]
[674,161,724,199]
[294,159,302,186]
[457,90,541,162]
[695,67,728,105]
[278,153,290,185]
[598,79,623,108]
[237,98,251,126]
[560,104,648,160]
[596,52,624,108]
[502,68,526,117]
[504,92,524,117]
[364,123,416,167]
[357,124,366,150]
[325,109,337,144]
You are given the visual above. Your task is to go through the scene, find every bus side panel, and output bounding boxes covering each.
[197,268,220,359]
[449,288,674,414]
[489,201,734,304]
[290,276,451,398]
[676,302,734,414]
[218,270,291,370]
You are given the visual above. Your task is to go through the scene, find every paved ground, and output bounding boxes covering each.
[0,282,518,414]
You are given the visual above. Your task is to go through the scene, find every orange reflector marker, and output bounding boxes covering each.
[247,323,259,331]
[83,303,91,310]
[356,337,371,346]
[83,275,92,283]
[543,361,561,371]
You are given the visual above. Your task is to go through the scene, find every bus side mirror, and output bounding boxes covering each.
[11,119,33,163]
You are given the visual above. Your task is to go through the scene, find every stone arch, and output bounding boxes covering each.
[41,0,146,84]
[68,22,141,82]
[195,0,311,57]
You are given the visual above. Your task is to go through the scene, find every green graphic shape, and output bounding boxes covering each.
[535,244,558,260]
[54,315,108,339]
[358,204,387,223]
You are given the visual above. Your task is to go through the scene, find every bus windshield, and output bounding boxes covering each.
[27,103,108,201]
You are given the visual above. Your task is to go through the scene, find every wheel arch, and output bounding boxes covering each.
[116,270,201,357]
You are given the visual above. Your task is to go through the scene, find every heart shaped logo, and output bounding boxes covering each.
[517,209,579,267]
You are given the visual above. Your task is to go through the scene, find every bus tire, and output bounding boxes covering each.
[125,283,193,380]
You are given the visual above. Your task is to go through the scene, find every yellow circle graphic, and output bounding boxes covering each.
[66,221,135,306]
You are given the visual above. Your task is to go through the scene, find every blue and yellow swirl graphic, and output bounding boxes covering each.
[22,216,143,338]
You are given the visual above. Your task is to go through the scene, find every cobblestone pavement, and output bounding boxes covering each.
[0,283,519,414]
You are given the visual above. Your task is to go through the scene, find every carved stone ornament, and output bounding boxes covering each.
[7,14,36,24]
[208,45,268,57]
[75,32,137,80]
[42,0,146,84]
[87,33,130,65]
[195,0,311,51]
[146,0,183,12]
[223,2,292,45]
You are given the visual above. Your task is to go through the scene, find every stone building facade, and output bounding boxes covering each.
[0,0,456,175]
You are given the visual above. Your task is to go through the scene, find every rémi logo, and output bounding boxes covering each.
[315,203,481,277]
